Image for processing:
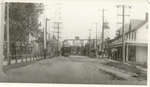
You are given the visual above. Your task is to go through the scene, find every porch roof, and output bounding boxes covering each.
[110,41,148,48]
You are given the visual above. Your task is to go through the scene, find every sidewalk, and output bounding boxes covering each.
[97,58,147,81]
[106,59,147,72]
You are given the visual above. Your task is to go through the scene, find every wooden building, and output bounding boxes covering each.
[110,13,148,64]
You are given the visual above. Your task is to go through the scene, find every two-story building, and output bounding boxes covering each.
[110,13,148,64]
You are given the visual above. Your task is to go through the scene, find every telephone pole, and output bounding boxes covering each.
[95,23,98,58]
[95,23,98,48]
[54,3,62,56]
[122,5,125,62]
[101,9,106,59]
[88,29,91,56]
[44,18,50,59]
[57,22,60,56]
[117,5,131,62]
[6,3,10,64]
[54,22,62,56]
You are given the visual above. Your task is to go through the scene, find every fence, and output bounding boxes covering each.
[3,40,55,65]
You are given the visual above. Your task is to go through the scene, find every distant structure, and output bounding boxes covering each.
[73,36,81,47]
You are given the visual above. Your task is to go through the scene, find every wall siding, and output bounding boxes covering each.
[136,23,148,43]
[136,46,147,64]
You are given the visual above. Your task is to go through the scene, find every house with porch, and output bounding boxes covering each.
[110,13,148,64]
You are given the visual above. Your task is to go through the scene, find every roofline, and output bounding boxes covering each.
[113,20,147,40]
[125,20,147,34]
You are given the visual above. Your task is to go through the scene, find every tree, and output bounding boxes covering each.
[0,2,44,80]
[5,3,44,56]
[8,3,44,42]
[0,1,7,81]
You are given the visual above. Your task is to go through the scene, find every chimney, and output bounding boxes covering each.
[145,13,148,21]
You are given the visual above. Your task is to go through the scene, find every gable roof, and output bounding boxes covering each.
[116,19,147,36]
[129,19,147,33]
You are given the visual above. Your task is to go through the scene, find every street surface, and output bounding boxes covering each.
[4,56,146,84]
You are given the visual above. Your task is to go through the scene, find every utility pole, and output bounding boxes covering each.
[117,5,131,62]
[95,23,98,58]
[54,22,62,56]
[54,3,62,56]
[44,18,50,59]
[95,23,98,48]
[57,22,60,56]
[122,5,125,62]
[6,3,10,64]
[88,29,91,56]
[101,9,106,59]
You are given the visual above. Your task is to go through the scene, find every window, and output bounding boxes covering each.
[132,32,134,40]
[127,34,129,40]
[128,34,130,40]
[125,35,127,40]
[129,32,131,40]
[132,32,136,40]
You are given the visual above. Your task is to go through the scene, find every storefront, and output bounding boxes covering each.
[110,41,147,64]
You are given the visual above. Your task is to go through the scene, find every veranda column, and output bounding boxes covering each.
[0,1,7,80]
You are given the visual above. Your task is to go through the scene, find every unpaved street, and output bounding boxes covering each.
[6,56,117,84]
[5,56,146,85]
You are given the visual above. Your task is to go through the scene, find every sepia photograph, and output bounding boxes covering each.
[0,0,149,86]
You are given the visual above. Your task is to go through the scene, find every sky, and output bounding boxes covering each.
[41,0,148,40]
